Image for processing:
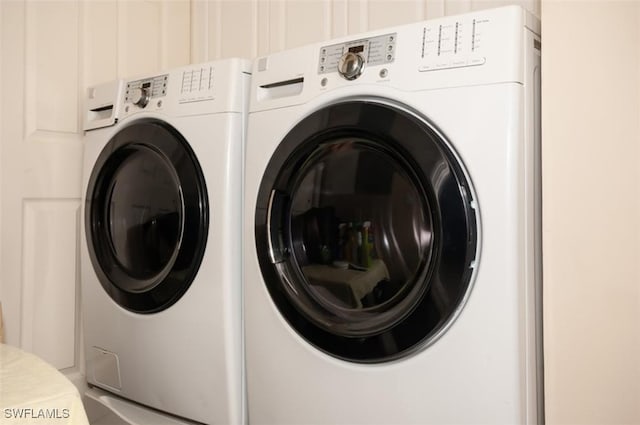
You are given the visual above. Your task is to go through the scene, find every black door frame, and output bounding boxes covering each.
[85,118,209,313]
[255,99,479,362]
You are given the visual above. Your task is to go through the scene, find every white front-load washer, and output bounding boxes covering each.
[81,59,250,424]
[244,6,542,424]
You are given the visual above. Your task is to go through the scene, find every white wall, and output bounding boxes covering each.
[541,2,640,423]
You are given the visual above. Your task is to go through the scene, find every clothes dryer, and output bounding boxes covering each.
[81,59,250,424]
[244,7,541,424]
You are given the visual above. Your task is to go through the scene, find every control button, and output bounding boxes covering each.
[320,77,328,87]
[386,54,393,61]
[130,87,150,108]
[379,68,388,78]
[338,52,364,80]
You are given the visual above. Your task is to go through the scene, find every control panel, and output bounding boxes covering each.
[318,33,396,79]
[253,6,530,110]
[125,75,168,108]
[419,17,490,72]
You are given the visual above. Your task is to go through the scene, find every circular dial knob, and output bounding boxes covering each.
[338,52,365,80]
[130,87,150,108]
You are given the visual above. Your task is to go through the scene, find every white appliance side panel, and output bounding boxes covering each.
[523,25,543,425]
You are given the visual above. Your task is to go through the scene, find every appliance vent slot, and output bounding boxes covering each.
[258,77,304,101]
[87,105,114,122]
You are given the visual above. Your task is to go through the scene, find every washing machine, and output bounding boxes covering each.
[81,59,250,424]
[244,6,542,424]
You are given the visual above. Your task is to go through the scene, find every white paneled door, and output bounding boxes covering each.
[1,0,83,371]
[0,0,189,372]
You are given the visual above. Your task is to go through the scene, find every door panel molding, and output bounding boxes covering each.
[21,199,80,370]
[24,1,80,137]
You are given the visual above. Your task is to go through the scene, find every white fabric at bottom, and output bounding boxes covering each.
[0,344,89,425]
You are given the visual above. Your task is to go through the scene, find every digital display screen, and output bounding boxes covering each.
[348,45,365,53]
[142,82,151,89]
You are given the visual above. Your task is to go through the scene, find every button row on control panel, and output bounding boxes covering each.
[125,75,168,103]
[381,34,396,63]
[418,56,485,72]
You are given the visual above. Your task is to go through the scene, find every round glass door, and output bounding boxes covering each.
[255,101,479,362]
[85,119,208,313]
